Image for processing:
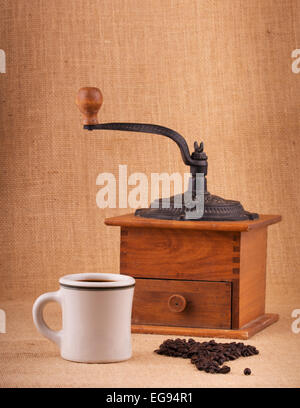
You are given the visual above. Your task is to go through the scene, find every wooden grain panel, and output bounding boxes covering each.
[120,227,237,280]
[231,279,240,329]
[131,313,279,339]
[238,227,268,327]
[105,213,281,231]
[132,278,232,329]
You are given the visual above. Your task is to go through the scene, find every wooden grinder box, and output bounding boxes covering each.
[75,86,281,340]
[105,213,281,339]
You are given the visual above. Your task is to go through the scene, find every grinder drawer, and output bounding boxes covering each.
[132,278,232,329]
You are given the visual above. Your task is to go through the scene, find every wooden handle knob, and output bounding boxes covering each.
[168,294,187,313]
[76,87,103,125]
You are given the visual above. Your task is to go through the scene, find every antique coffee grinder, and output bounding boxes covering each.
[76,87,281,339]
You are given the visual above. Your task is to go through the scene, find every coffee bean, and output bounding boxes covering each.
[244,368,251,375]
[154,338,259,375]
[219,365,231,374]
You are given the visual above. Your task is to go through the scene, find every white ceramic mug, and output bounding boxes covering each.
[32,273,135,363]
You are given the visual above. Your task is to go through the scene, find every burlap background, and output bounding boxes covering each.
[0,0,300,389]
[1,0,299,301]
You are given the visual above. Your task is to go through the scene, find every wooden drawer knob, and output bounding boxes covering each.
[168,294,187,313]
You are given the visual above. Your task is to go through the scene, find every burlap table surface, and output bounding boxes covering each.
[0,0,300,388]
[0,294,299,388]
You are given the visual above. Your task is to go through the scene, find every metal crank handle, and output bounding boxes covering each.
[76,87,206,169]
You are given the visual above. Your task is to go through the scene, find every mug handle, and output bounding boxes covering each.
[32,290,63,347]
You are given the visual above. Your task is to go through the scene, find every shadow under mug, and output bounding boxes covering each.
[32,273,135,363]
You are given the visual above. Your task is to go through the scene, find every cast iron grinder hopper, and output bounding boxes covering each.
[76,87,258,222]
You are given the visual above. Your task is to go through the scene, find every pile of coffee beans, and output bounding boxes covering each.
[154,338,259,374]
